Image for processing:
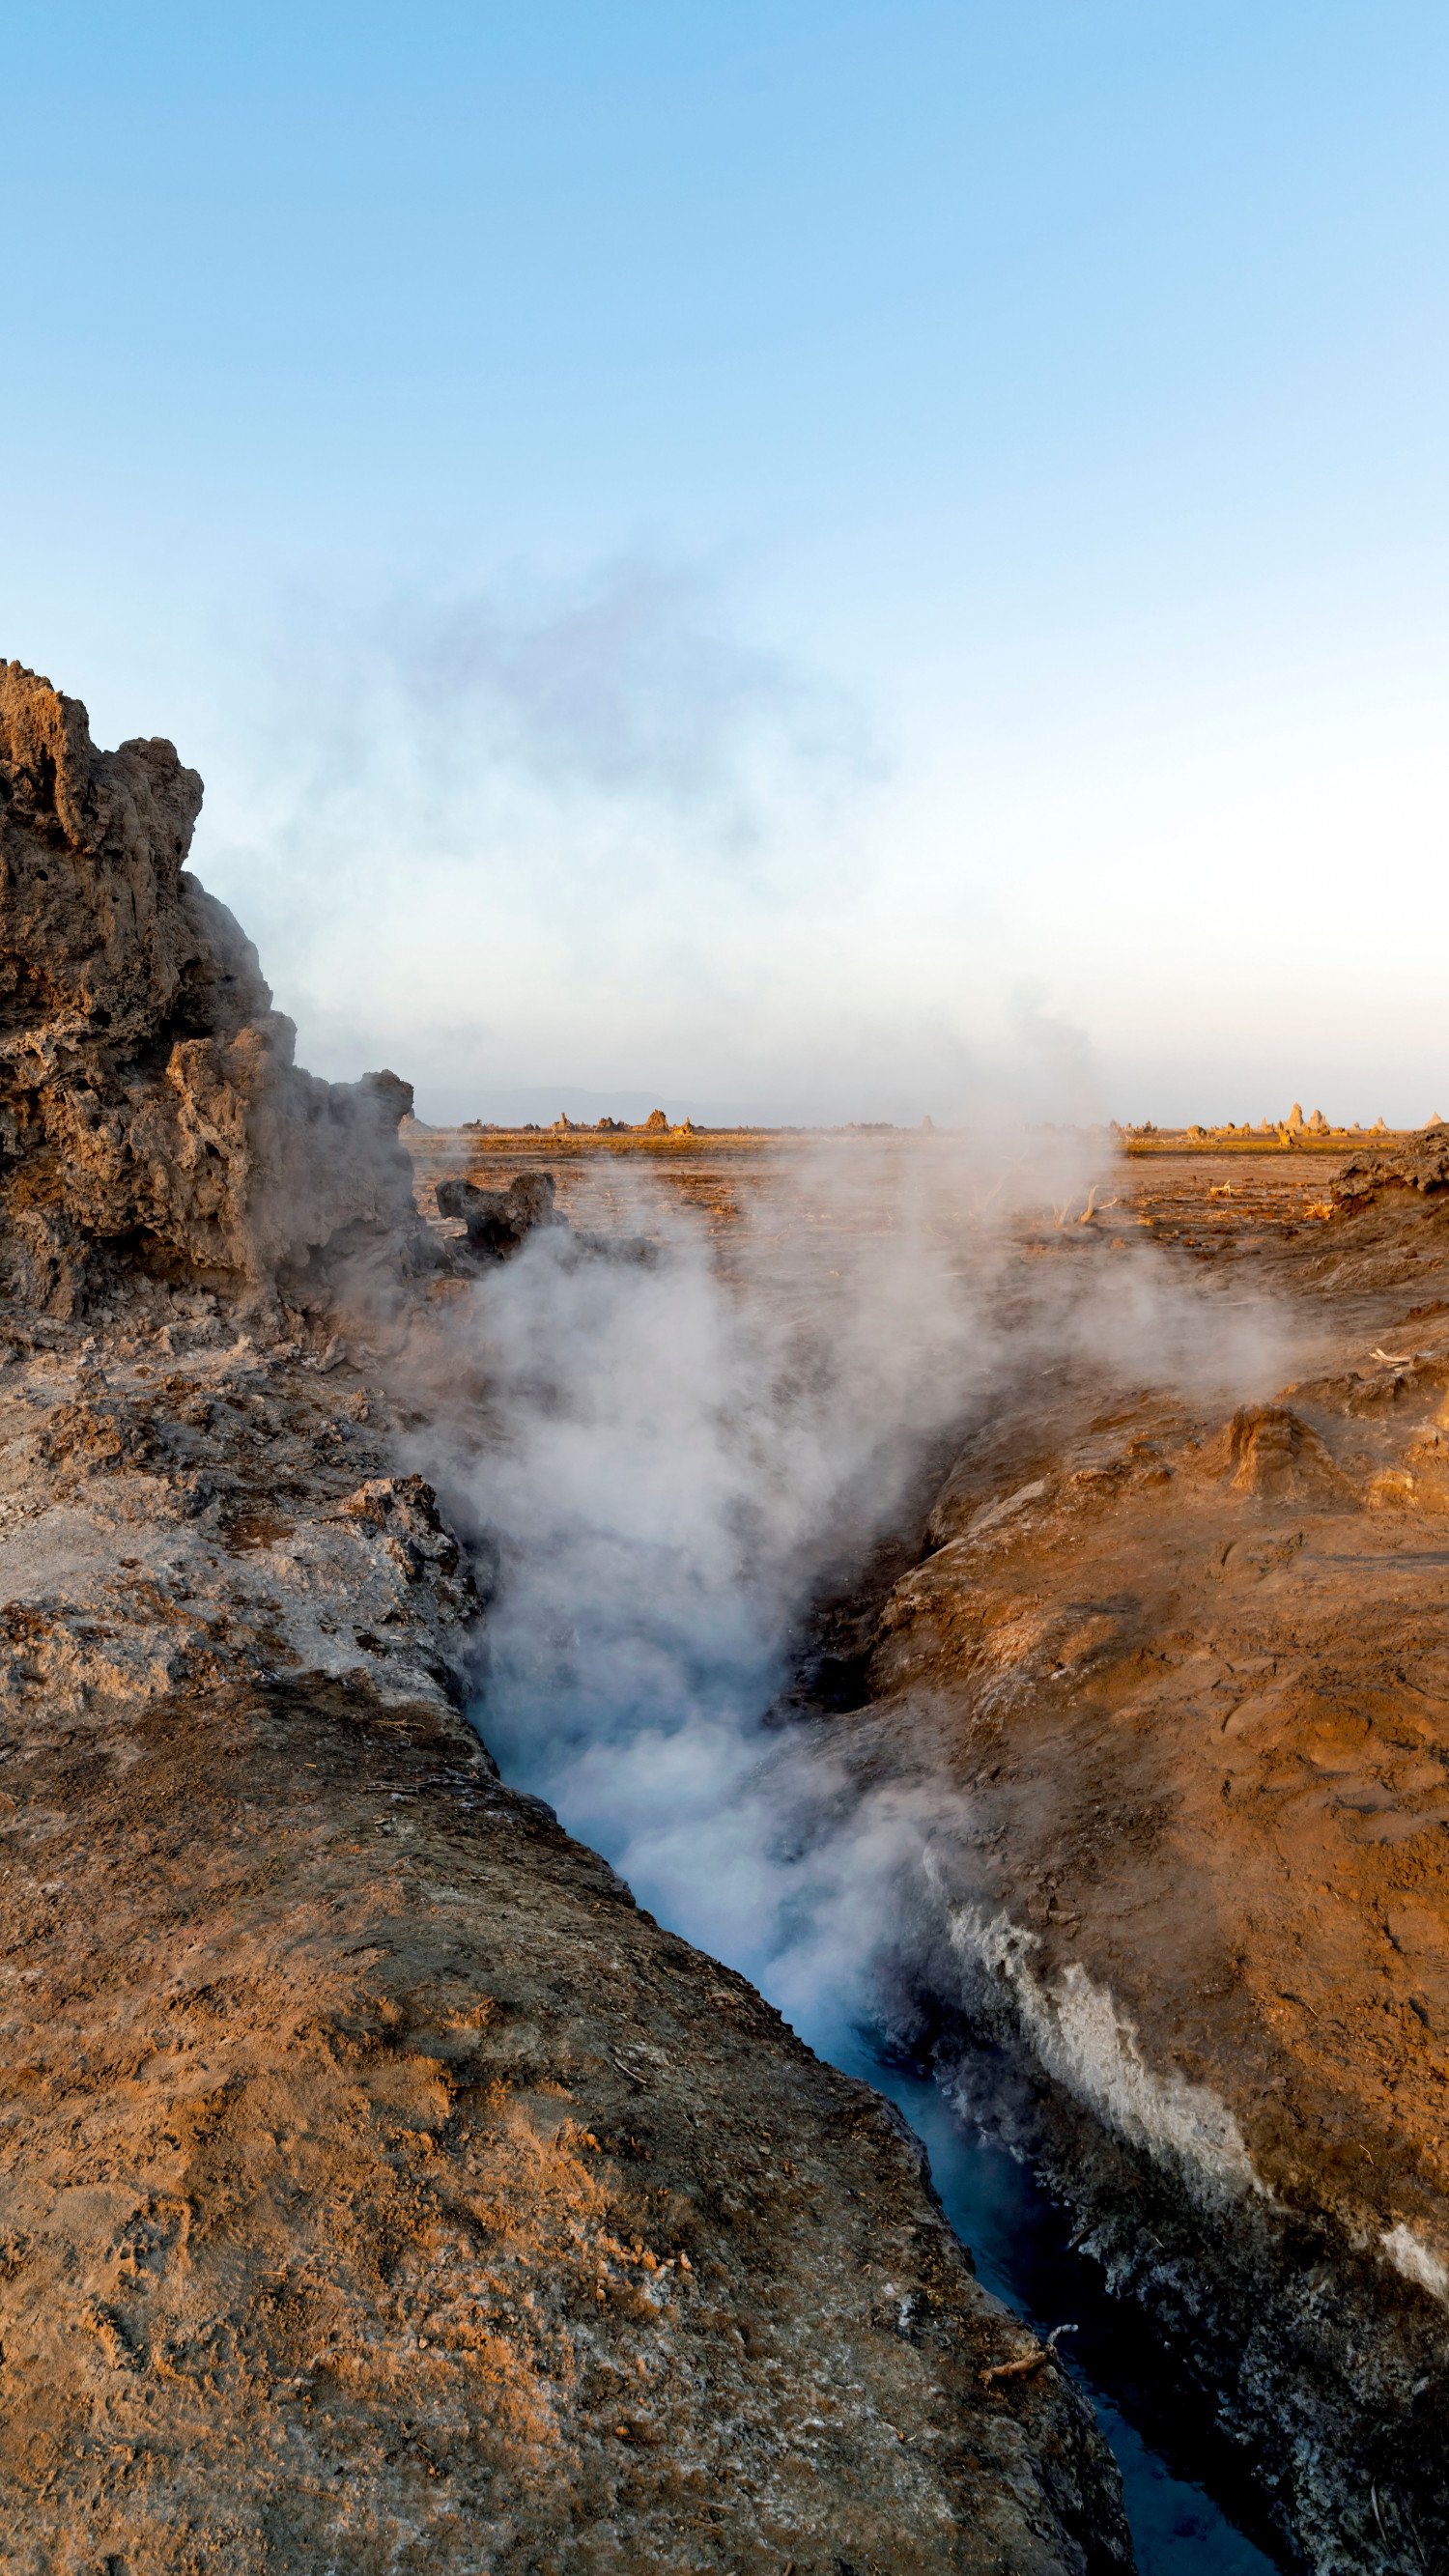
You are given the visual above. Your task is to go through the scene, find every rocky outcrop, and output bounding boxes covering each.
[1200,1401,1352,1501]
[0,662,417,1312]
[432,1169,658,1271]
[1332,1140,1449,1211]
[435,1169,563,1260]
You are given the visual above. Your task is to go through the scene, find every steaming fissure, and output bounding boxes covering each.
[435,1133,1449,2576]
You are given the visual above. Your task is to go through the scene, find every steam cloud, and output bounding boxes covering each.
[413,1138,1288,2065]
[200,556,901,1125]
[198,557,1127,1128]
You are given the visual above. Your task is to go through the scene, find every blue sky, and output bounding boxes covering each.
[6,3,1449,1122]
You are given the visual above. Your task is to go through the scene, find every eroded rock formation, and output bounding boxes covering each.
[435,1168,564,1260]
[1332,1137,1449,1211]
[0,661,416,1313]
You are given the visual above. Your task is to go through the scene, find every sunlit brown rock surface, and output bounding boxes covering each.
[0,1311,1123,2576]
[0,1657,1122,2573]
[826,1154,1449,2571]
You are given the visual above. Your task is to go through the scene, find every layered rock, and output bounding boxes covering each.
[0,662,416,1311]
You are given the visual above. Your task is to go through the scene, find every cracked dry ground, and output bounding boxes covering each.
[0,1297,1125,2576]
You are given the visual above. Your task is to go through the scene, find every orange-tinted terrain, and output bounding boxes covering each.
[414,1119,1449,2569]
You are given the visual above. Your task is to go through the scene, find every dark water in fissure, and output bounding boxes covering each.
[857,2060,1288,2576]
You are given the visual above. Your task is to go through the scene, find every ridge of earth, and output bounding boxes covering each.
[814,1149,1449,2576]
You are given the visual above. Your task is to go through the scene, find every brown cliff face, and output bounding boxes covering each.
[0,662,416,1311]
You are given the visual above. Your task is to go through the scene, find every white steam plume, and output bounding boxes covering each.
[412,1134,1289,2060]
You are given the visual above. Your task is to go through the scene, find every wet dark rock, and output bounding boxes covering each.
[435,1169,564,1260]
[436,1168,660,1271]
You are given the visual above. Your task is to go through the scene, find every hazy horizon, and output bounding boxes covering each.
[402,1088,1438,1136]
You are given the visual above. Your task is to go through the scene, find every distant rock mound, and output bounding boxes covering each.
[1331,1138,1449,1214]
[0,661,417,1311]
[435,1170,562,1260]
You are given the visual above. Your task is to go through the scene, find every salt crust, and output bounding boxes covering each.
[945,1902,1264,2201]
[1379,2222,1449,2303]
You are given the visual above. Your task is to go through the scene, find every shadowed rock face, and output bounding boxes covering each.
[435,1169,564,1260]
[0,662,417,1311]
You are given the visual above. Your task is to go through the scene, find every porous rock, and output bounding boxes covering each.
[1332,1140,1449,1212]
[0,661,417,1310]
